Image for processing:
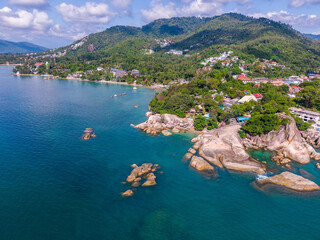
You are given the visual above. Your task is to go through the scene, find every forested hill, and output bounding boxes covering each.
[62,13,310,56]
[51,13,320,72]
[0,40,48,54]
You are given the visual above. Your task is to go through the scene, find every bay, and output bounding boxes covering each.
[0,65,320,240]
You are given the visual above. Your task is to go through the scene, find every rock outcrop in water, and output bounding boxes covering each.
[256,171,320,192]
[122,163,161,197]
[243,114,320,163]
[121,189,134,197]
[301,129,320,149]
[191,124,266,174]
[82,128,97,140]
[132,113,193,135]
[190,156,214,171]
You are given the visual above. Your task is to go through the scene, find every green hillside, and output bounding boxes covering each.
[56,13,318,73]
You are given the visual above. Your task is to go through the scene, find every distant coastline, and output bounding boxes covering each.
[12,73,163,90]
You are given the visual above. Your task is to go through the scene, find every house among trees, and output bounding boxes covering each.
[253,93,263,100]
[289,86,303,94]
[238,95,258,104]
[238,74,253,83]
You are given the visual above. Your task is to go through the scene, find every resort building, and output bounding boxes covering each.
[289,107,320,130]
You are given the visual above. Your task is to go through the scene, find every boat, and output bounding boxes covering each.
[114,94,117,97]
[133,87,137,90]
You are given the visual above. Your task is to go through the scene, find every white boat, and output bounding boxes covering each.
[114,94,117,97]
[133,87,137,90]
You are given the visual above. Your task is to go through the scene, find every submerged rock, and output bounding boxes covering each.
[192,124,266,174]
[131,177,142,187]
[162,130,172,136]
[193,142,201,150]
[188,148,196,155]
[121,189,134,197]
[257,172,320,192]
[142,173,157,187]
[183,153,193,161]
[189,156,214,171]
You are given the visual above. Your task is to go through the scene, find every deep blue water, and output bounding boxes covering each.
[1,65,320,240]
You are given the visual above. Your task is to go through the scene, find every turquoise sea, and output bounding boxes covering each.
[1,65,320,240]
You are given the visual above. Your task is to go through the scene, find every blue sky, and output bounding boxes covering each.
[0,0,320,48]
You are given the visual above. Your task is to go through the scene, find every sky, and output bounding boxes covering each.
[0,0,320,49]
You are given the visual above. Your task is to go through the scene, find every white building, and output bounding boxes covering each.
[238,95,258,104]
[166,49,183,55]
[290,107,320,130]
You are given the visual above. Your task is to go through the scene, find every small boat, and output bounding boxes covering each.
[133,87,137,90]
[122,93,127,95]
[114,94,117,97]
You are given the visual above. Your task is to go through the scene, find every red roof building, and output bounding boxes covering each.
[289,86,303,94]
[202,66,212,71]
[253,93,263,98]
[238,74,252,83]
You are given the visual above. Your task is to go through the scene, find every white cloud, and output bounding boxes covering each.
[9,0,48,8]
[141,2,177,22]
[111,0,132,9]
[289,0,320,8]
[140,0,250,22]
[49,24,87,41]
[179,0,224,17]
[0,7,53,32]
[251,11,320,28]
[56,2,115,24]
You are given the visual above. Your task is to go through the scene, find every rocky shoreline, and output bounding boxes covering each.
[133,112,320,192]
[132,112,194,135]
[243,114,320,163]
[301,129,320,149]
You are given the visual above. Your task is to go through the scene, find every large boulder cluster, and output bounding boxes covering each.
[190,124,266,175]
[132,112,194,135]
[243,114,320,163]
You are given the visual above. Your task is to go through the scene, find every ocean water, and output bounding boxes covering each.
[1,65,320,240]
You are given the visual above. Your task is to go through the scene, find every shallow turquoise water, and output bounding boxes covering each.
[1,65,320,240]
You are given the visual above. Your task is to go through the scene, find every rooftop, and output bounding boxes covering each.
[289,107,320,117]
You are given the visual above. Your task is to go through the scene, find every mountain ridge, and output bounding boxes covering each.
[0,40,48,54]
